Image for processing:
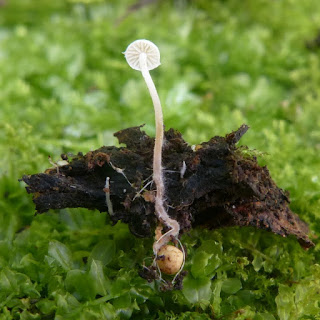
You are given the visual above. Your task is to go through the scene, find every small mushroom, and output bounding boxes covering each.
[124,40,180,255]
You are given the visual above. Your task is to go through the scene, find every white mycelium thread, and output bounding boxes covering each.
[124,40,180,255]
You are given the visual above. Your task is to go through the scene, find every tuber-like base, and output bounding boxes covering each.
[156,245,184,275]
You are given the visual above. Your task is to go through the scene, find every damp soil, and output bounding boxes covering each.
[21,124,313,249]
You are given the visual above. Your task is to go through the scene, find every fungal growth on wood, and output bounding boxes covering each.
[124,40,184,279]
[22,125,314,247]
[21,40,314,289]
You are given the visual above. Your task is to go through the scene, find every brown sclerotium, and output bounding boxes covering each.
[156,245,184,275]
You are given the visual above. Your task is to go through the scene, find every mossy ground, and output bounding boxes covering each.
[0,0,319,319]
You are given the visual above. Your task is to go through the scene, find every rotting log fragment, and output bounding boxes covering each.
[21,125,314,248]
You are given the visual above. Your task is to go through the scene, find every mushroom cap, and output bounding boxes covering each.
[124,39,160,71]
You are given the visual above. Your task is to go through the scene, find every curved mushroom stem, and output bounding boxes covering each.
[139,53,180,254]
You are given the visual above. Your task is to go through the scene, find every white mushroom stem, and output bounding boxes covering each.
[124,40,181,255]
[138,52,180,254]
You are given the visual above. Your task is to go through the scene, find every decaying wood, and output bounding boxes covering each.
[21,125,314,248]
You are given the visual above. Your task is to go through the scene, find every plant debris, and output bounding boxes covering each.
[21,125,314,249]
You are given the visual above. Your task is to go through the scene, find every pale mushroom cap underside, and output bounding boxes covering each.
[124,39,161,71]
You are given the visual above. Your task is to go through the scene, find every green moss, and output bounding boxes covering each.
[0,0,319,318]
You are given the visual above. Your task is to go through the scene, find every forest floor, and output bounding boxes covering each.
[0,0,320,319]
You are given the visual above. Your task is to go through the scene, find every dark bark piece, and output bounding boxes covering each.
[21,125,313,248]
